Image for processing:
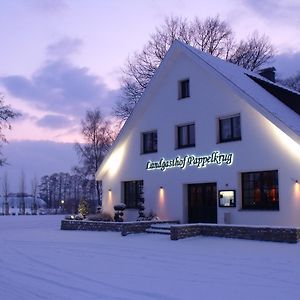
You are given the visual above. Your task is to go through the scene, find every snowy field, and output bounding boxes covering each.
[1,216,300,300]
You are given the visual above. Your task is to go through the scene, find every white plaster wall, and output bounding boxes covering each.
[100,50,300,226]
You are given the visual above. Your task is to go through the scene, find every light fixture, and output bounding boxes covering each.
[290,178,299,184]
[108,188,112,192]
[160,186,163,190]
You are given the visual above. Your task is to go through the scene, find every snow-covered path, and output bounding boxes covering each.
[0,216,300,300]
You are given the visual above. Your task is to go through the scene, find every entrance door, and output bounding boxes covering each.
[188,183,217,223]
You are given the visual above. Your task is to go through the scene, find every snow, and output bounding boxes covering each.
[1,216,300,300]
[182,41,300,139]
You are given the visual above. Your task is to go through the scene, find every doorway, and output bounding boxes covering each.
[188,183,217,223]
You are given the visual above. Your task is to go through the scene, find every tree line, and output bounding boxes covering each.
[38,172,97,213]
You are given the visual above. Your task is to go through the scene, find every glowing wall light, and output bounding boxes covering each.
[269,123,300,160]
[97,140,128,179]
[159,186,165,204]
[108,188,113,206]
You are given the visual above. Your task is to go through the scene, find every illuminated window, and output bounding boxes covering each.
[177,123,195,148]
[219,190,236,207]
[178,79,190,99]
[123,180,144,209]
[219,114,241,143]
[142,131,157,154]
[242,170,279,210]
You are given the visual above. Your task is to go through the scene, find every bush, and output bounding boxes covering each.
[75,214,84,220]
[78,200,89,218]
[64,214,84,220]
[87,212,113,222]
[137,211,160,222]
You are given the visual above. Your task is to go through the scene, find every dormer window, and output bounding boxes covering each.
[178,79,190,99]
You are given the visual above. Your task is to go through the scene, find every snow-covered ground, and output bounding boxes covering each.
[0,216,300,300]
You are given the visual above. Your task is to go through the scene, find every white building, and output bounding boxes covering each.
[96,41,300,226]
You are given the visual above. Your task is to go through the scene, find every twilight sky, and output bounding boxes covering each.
[1,0,300,191]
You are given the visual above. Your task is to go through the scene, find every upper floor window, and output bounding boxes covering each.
[178,79,190,99]
[142,131,157,154]
[242,170,279,210]
[219,114,241,143]
[177,123,195,148]
[123,180,144,209]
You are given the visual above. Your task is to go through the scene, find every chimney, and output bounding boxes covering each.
[258,67,276,83]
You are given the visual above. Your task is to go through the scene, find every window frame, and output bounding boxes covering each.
[178,79,190,99]
[241,170,279,211]
[141,130,157,154]
[219,114,241,143]
[122,180,144,209]
[176,123,195,149]
[218,190,236,208]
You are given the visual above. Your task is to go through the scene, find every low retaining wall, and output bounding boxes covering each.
[61,219,178,234]
[61,220,123,231]
[170,224,300,243]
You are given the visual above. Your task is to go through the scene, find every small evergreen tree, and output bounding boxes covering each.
[78,200,89,218]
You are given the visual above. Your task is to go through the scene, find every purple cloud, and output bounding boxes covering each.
[36,114,73,129]
[28,0,67,14]
[274,52,300,79]
[242,0,300,26]
[1,59,120,117]
[1,140,78,192]
[47,37,83,58]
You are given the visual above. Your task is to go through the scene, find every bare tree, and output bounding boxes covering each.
[2,172,9,215]
[0,94,19,165]
[191,16,234,58]
[31,177,38,215]
[19,171,26,215]
[229,32,274,71]
[278,72,300,92]
[114,16,274,121]
[75,108,115,207]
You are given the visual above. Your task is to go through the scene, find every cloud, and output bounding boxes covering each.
[47,37,83,58]
[28,0,67,14]
[1,59,120,117]
[36,114,73,129]
[1,140,78,192]
[274,51,300,79]
[241,0,300,26]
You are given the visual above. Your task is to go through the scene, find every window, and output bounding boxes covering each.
[219,114,241,143]
[177,123,195,148]
[142,131,157,154]
[242,170,279,210]
[123,180,144,209]
[178,79,190,99]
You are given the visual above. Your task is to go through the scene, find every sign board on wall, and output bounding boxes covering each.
[146,151,234,172]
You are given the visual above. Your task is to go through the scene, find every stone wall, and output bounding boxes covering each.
[170,224,300,243]
[61,219,178,234]
[61,220,123,232]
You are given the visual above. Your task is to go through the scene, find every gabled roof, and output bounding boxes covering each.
[97,40,300,178]
[246,74,300,115]
[182,41,300,143]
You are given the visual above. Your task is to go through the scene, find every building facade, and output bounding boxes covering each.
[96,41,300,226]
